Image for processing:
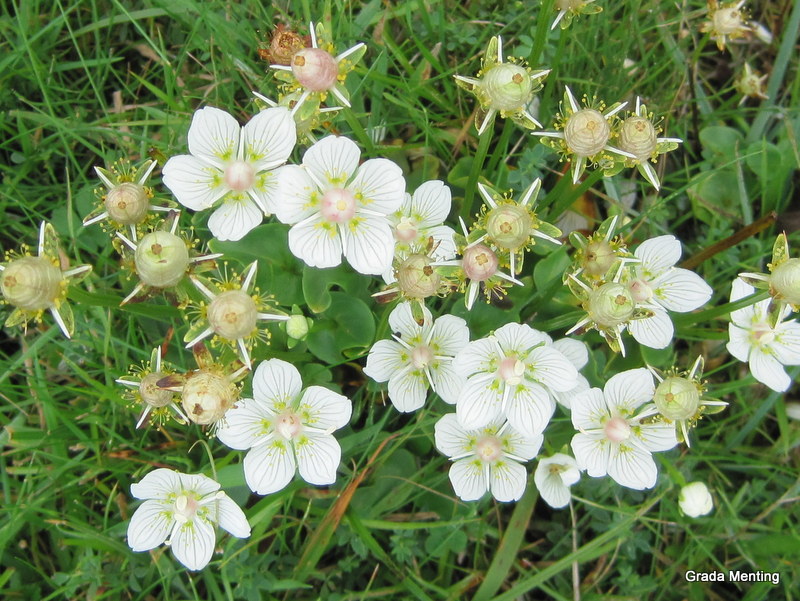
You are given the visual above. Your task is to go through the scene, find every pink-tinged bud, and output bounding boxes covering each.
[105,182,150,225]
[292,48,338,92]
[462,244,499,282]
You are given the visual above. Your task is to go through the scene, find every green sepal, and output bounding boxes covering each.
[410,300,426,326]
[55,301,75,337]
[4,308,29,329]
[771,233,789,267]
[338,44,366,75]
[537,221,563,240]
[483,36,499,70]
[40,223,60,261]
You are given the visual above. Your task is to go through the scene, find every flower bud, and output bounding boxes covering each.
[135,231,190,288]
[397,254,441,299]
[485,205,532,250]
[0,256,63,311]
[587,282,635,328]
[581,239,617,277]
[564,109,610,157]
[482,63,533,111]
[770,258,800,304]
[618,116,657,161]
[139,372,174,408]
[291,48,338,92]
[462,244,499,282]
[679,482,713,517]
[207,290,258,340]
[181,370,238,425]
[286,314,311,340]
[105,182,149,225]
[654,376,700,421]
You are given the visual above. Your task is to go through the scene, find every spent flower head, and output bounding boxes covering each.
[551,0,603,30]
[0,222,91,338]
[735,63,769,105]
[700,0,751,52]
[454,35,549,135]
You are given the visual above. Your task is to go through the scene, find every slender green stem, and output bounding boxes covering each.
[460,127,493,222]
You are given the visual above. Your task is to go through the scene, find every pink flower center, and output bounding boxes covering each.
[292,48,339,92]
[751,323,775,346]
[410,345,434,369]
[395,217,419,242]
[497,356,525,386]
[225,161,255,191]
[604,416,631,443]
[320,188,357,223]
[462,244,499,282]
[173,494,199,522]
[628,278,653,303]
[276,411,303,439]
[475,436,503,463]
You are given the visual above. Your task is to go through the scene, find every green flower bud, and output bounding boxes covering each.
[286,314,310,340]
[0,256,63,311]
[481,63,532,111]
[397,254,441,299]
[587,282,635,328]
[181,370,237,425]
[770,258,800,304]
[207,290,258,340]
[618,116,657,161]
[564,108,610,157]
[654,376,700,421]
[105,182,149,225]
[139,372,174,408]
[135,231,190,288]
[485,204,532,250]
[582,239,616,277]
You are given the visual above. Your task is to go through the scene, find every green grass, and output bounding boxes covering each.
[1,0,799,600]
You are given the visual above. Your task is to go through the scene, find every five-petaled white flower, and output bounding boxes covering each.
[570,368,677,490]
[435,414,542,502]
[163,106,296,242]
[216,359,352,495]
[624,235,713,349]
[726,279,800,392]
[274,135,406,275]
[364,302,469,412]
[453,322,578,436]
[534,453,581,509]
[127,468,250,571]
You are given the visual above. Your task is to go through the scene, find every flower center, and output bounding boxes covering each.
[628,278,653,303]
[320,188,357,223]
[173,493,199,523]
[497,356,525,386]
[105,182,149,224]
[224,161,255,192]
[292,48,339,92]
[139,372,174,408]
[410,345,434,370]
[604,416,631,443]
[482,63,533,111]
[206,289,258,340]
[475,435,503,463]
[462,244,499,282]
[751,323,775,346]
[275,411,303,439]
[564,108,611,157]
[714,8,744,35]
[394,217,419,242]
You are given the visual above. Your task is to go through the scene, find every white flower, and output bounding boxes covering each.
[679,481,714,517]
[434,414,542,502]
[726,279,800,392]
[216,359,352,495]
[453,322,578,436]
[624,235,712,349]
[384,180,457,282]
[126,468,250,571]
[549,338,591,409]
[364,302,469,412]
[163,106,296,242]
[570,368,677,490]
[274,135,405,275]
[534,453,581,509]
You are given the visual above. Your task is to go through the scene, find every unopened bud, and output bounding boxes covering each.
[485,205,532,250]
[292,48,338,92]
[0,256,63,311]
[181,370,238,425]
[397,254,441,299]
[286,314,310,339]
[618,116,657,161]
[679,482,713,517]
[564,109,610,157]
[654,376,700,421]
[135,231,190,288]
[462,244,499,282]
[105,183,149,225]
[587,282,635,328]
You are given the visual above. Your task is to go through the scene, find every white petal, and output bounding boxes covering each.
[216,397,272,450]
[494,322,551,354]
[551,338,589,370]
[303,135,360,187]
[127,500,171,551]
[634,235,681,279]
[635,420,678,453]
[349,158,406,215]
[388,370,428,412]
[243,438,296,495]
[489,460,528,502]
[430,314,470,357]
[750,349,791,392]
[526,346,578,393]
[505,380,555,437]
[552,374,590,410]
[629,307,674,349]
[295,432,341,486]
[187,106,241,169]
[534,455,578,509]
[252,359,302,411]
[248,169,281,215]
[170,518,216,571]
[364,340,406,383]
[606,443,657,490]
[434,413,470,458]
[453,338,498,378]
[503,427,543,461]
[162,155,227,210]
[298,386,352,431]
[410,180,451,227]
[729,279,761,326]
[426,225,458,261]
[209,494,251,538]
[570,387,608,431]
[571,431,610,478]
[603,368,654,414]
[177,473,221,497]
[130,468,181,500]
[652,268,712,312]
[288,214,343,269]
[771,322,800,365]
[389,301,430,340]
[726,324,752,362]
[240,106,296,171]
[430,362,464,404]
[341,215,395,275]
[456,375,503,429]
[449,458,488,501]
[274,165,319,224]
[207,196,263,241]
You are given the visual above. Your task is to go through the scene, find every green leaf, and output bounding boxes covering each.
[699,126,743,164]
[306,292,375,364]
[301,264,369,314]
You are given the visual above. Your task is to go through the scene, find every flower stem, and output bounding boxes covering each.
[461,127,493,222]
